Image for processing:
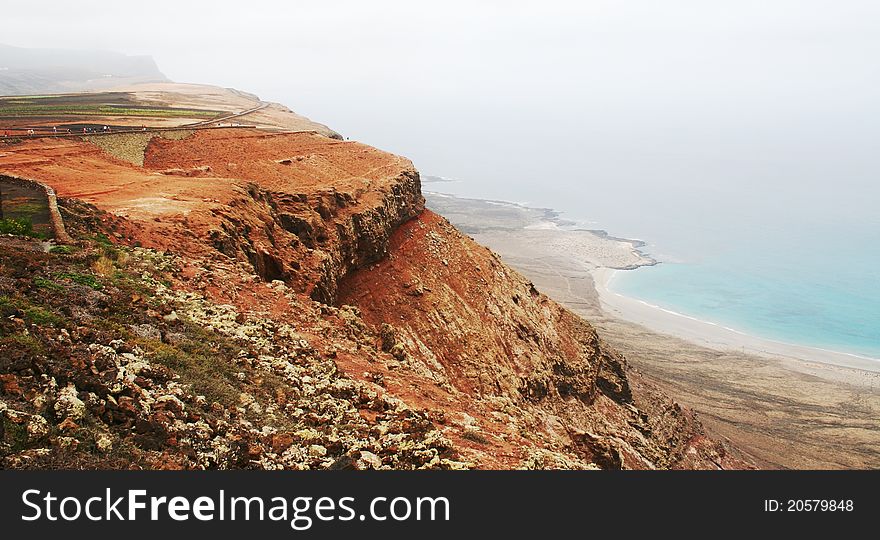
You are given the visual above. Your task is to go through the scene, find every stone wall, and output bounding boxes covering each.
[0,174,72,243]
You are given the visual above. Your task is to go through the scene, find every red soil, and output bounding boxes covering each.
[0,128,749,469]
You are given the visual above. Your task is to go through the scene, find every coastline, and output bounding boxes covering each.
[426,188,880,374]
[426,190,880,468]
[593,267,880,374]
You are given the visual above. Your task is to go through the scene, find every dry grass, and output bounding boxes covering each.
[91,255,116,276]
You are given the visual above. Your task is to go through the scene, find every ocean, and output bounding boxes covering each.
[280,43,880,363]
[261,0,880,364]
[612,228,880,360]
[424,170,880,361]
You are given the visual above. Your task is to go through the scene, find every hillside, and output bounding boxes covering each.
[0,101,751,469]
[0,43,167,95]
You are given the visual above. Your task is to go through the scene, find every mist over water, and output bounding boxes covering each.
[414,99,880,357]
[284,3,880,358]
[4,1,879,357]
[421,122,880,358]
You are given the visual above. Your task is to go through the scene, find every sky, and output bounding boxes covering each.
[3,1,880,242]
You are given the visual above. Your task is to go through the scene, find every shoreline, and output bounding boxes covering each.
[592,267,880,373]
[425,190,880,468]
[425,189,879,374]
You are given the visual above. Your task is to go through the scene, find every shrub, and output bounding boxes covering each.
[1,416,31,452]
[1,333,46,356]
[91,255,116,276]
[33,277,64,292]
[22,305,63,326]
[144,340,240,405]
[49,245,76,255]
[92,233,114,248]
[54,272,103,290]
[0,217,37,237]
[0,296,63,327]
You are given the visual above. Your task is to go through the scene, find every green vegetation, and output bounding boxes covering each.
[7,202,45,215]
[0,217,45,238]
[0,229,243,411]
[0,295,18,315]
[0,295,63,327]
[54,271,103,290]
[33,276,64,292]
[1,414,31,452]
[136,322,243,404]
[93,233,114,247]
[49,244,77,255]
[0,332,46,355]
[22,304,63,326]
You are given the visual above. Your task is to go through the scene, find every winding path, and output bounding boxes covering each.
[182,101,269,128]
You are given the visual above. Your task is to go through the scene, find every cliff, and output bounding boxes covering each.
[0,124,750,469]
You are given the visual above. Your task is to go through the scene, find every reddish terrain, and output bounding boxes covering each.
[0,127,750,469]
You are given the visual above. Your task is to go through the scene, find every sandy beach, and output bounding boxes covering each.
[593,267,880,380]
[427,191,880,469]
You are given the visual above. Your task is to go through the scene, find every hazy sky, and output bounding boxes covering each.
[4,1,880,244]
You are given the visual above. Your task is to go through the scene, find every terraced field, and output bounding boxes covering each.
[0,93,221,119]
[0,83,341,136]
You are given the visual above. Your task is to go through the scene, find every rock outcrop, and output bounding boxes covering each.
[0,126,751,469]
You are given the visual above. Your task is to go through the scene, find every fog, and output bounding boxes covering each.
[4,1,880,250]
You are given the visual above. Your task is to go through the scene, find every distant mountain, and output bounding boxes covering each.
[0,43,168,95]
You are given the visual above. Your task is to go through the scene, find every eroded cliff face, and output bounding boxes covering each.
[0,128,750,469]
[336,211,746,469]
[141,131,425,305]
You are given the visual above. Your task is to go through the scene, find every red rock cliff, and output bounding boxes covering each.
[0,128,749,469]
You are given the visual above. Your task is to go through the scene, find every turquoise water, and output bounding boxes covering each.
[269,0,880,363]
[427,173,880,362]
[612,223,880,360]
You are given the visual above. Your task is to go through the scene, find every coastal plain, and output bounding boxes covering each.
[425,191,880,469]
